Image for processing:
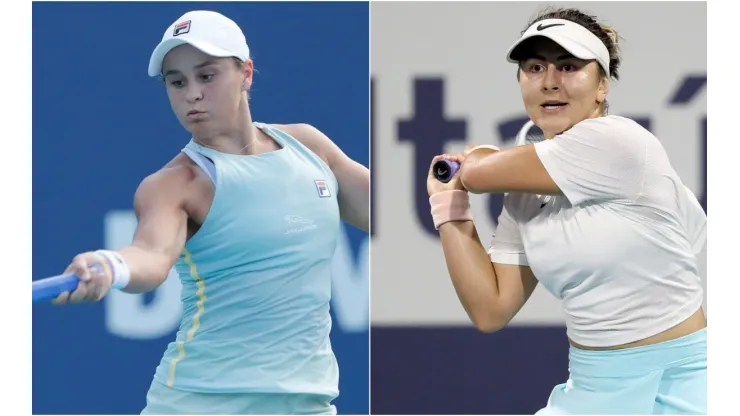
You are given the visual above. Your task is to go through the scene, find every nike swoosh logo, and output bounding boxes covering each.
[436,167,447,176]
[537,23,565,31]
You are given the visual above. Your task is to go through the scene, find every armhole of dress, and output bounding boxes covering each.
[182,148,217,186]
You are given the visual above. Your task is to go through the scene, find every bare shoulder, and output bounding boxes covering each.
[133,153,202,213]
[269,123,334,165]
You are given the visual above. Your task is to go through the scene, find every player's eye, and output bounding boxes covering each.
[526,63,547,73]
[561,64,576,72]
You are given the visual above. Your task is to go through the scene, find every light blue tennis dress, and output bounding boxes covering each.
[141,122,341,415]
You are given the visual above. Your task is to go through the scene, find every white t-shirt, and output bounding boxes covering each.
[487,115,706,347]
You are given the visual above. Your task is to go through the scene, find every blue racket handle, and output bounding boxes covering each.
[433,159,461,183]
[32,273,80,303]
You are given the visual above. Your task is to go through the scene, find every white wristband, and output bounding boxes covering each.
[96,250,131,290]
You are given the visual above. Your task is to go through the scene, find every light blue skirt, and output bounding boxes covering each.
[537,328,707,415]
[140,381,337,415]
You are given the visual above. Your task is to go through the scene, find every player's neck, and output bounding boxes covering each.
[543,109,605,140]
[193,105,261,155]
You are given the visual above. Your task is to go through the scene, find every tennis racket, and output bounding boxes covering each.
[515,119,545,146]
[32,265,102,303]
[432,158,461,183]
[514,119,553,205]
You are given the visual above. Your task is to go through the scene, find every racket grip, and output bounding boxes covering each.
[433,159,461,183]
[32,273,80,303]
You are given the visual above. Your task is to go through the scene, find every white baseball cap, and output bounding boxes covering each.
[505,18,610,78]
[148,10,250,77]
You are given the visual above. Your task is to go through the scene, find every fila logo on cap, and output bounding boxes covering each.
[315,180,331,198]
[173,20,191,37]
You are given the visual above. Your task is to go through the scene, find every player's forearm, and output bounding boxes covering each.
[115,245,174,293]
[460,146,560,195]
[438,221,508,332]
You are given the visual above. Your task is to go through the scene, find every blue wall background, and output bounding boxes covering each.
[32,2,369,414]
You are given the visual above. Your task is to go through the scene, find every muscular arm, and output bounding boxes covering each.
[439,220,538,332]
[460,145,562,195]
[462,117,649,206]
[279,123,370,232]
[116,167,190,293]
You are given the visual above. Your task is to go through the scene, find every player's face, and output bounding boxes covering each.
[517,38,608,139]
[161,44,253,137]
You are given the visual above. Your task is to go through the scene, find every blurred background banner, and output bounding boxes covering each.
[370,1,706,414]
[32,2,369,415]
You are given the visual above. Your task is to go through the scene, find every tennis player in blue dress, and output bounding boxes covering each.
[52,10,369,415]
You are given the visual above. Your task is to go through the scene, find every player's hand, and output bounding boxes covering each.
[427,144,501,197]
[462,144,480,158]
[427,153,467,197]
[52,252,114,304]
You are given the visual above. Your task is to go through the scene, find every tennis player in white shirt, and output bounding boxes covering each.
[427,7,707,415]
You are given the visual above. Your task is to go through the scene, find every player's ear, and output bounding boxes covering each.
[241,59,254,91]
[596,73,609,104]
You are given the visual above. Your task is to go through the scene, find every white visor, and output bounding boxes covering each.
[506,18,610,78]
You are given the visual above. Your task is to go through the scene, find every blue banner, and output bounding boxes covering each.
[32,2,369,414]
